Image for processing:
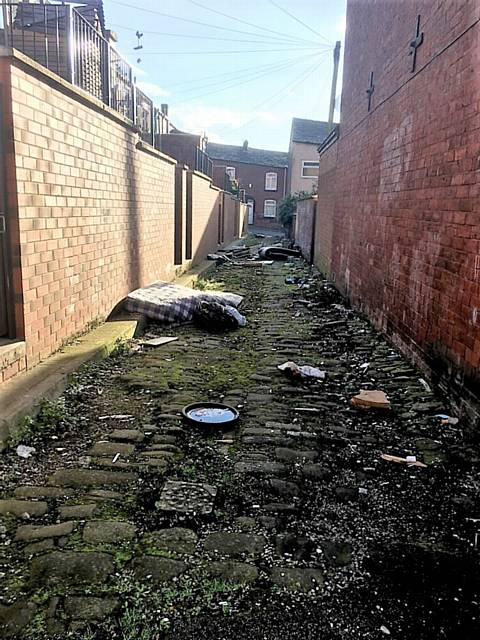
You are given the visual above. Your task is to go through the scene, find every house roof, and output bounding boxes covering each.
[207,143,288,168]
[290,118,331,145]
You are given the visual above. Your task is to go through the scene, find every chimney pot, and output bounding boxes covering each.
[243,140,248,150]
[161,103,169,116]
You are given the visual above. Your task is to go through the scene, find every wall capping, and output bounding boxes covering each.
[136,141,177,165]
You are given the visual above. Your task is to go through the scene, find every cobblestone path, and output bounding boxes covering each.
[1,256,479,639]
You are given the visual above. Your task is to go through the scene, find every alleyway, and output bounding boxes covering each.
[1,254,480,639]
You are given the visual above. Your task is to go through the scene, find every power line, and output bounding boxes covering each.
[268,0,333,46]
[140,47,323,56]
[109,22,331,47]
[173,52,318,95]
[165,52,323,90]
[173,51,329,104]
[187,0,320,47]
[108,0,322,47]
[215,58,326,135]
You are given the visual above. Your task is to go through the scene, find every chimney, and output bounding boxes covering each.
[161,104,169,116]
[242,140,248,150]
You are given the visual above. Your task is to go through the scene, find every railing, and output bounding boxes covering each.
[0,2,161,145]
[134,86,153,145]
[195,147,213,178]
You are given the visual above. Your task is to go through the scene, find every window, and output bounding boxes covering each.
[301,160,319,177]
[263,199,277,218]
[265,171,278,191]
[226,166,236,179]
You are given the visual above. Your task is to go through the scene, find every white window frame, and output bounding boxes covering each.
[301,160,319,178]
[264,171,278,191]
[263,199,277,218]
[225,166,236,179]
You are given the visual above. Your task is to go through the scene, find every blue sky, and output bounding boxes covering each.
[103,0,347,151]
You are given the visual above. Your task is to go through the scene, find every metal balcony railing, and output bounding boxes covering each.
[195,147,213,178]
[0,1,158,145]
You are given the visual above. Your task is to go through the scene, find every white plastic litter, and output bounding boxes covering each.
[225,305,247,327]
[278,362,326,379]
[16,445,36,459]
[380,625,391,635]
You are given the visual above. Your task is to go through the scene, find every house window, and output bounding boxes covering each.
[263,199,277,218]
[301,160,319,177]
[265,172,278,191]
[226,166,236,179]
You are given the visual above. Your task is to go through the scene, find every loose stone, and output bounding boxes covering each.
[30,551,114,585]
[64,597,119,620]
[0,601,37,638]
[58,504,98,519]
[204,532,266,557]
[131,556,186,583]
[206,561,258,584]
[109,429,145,442]
[83,520,137,544]
[142,527,198,554]
[49,469,137,487]
[270,567,324,592]
[275,448,318,462]
[15,521,75,542]
[88,442,135,457]
[0,499,48,518]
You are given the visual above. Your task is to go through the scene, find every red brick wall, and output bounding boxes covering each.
[319,0,480,418]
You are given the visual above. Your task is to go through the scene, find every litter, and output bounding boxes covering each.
[278,362,326,380]
[351,390,391,410]
[193,300,246,331]
[380,453,427,468]
[98,415,134,421]
[358,487,368,495]
[16,445,36,459]
[434,414,459,425]
[258,246,301,261]
[112,453,120,464]
[125,281,243,324]
[140,336,178,348]
[285,276,302,285]
[225,305,247,327]
[418,378,432,393]
[380,626,391,636]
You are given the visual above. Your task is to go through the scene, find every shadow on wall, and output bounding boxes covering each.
[124,128,141,292]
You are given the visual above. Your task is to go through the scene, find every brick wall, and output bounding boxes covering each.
[315,143,337,276]
[312,0,480,421]
[0,53,245,383]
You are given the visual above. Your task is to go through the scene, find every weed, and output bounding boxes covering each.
[11,398,74,446]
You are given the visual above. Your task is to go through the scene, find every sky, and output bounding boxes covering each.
[103,0,347,151]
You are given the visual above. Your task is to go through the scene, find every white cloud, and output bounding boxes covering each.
[169,104,281,137]
[136,81,171,98]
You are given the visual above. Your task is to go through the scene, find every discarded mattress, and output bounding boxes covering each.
[125,281,243,323]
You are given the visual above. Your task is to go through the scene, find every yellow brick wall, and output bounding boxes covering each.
[8,61,176,367]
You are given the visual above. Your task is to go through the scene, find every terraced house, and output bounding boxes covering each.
[209,140,288,230]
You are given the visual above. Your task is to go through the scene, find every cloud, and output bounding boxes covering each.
[136,81,171,98]
[170,104,281,136]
